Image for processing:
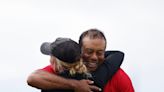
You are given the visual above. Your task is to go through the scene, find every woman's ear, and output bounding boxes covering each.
[50,56,55,65]
[50,56,58,72]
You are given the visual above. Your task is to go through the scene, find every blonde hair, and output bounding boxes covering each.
[55,58,87,75]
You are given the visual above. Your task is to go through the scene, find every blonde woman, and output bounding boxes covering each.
[41,37,91,92]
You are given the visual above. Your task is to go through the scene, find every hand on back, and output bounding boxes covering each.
[74,79,101,92]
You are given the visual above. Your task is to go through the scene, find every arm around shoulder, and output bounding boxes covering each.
[27,69,101,92]
[92,50,124,88]
[27,69,77,90]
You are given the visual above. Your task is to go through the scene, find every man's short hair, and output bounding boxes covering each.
[79,28,106,47]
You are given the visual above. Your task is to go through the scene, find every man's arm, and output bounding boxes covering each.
[27,69,100,92]
[91,50,124,88]
[27,69,74,89]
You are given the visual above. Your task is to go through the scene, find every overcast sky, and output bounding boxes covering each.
[0,0,164,92]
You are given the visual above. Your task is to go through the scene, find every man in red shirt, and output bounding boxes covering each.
[27,29,134,92]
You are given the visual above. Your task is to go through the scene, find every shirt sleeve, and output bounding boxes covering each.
[40,65,56,74]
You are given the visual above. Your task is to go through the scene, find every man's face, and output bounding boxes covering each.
[81,37,106,72]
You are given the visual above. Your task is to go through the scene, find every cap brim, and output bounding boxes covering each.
[40,42,51,55]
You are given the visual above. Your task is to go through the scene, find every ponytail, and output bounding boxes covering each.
[56,58,87,75]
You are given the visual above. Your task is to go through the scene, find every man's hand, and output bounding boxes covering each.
[73,79,101,92]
